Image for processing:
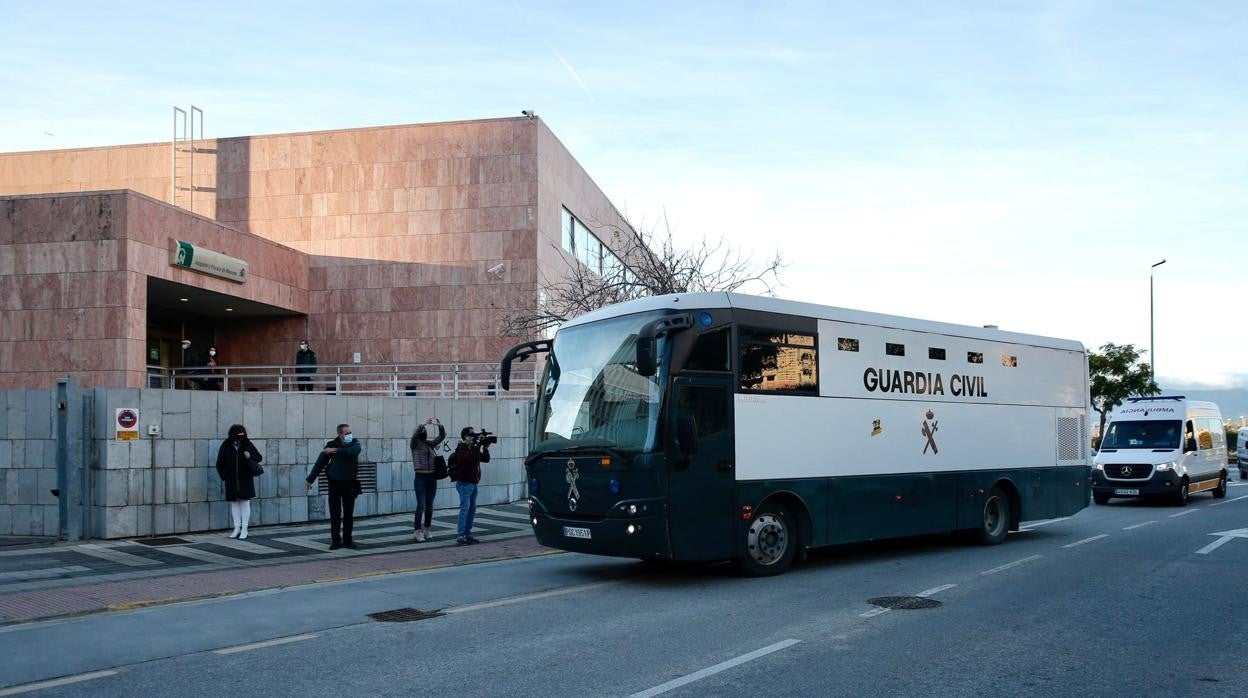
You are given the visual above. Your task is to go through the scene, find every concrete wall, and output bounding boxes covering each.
[0,387,529,539]
[0,390,59,536]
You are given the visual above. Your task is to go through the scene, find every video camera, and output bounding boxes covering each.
[471,429,498,448]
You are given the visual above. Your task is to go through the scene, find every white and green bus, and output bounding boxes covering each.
[501,292,1091,575]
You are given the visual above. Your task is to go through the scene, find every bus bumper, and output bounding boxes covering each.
[530,511,672,560]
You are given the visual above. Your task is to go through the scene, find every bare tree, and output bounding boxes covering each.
[503,216,784,338]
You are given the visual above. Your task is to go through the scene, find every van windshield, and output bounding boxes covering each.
[1101,420,1182,449]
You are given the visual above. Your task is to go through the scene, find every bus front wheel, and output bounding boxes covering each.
[737,502,796,577]
[974,486,1010,545]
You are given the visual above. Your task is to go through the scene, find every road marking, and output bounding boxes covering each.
[155,546,260,567]
[859,607,890,618]
[1123,520,1157,531]
[981,555,1042,575]
[1062,533,1109,548]
[629,639,801,698]
[76,544,163,567]
[916,584,956,597]
[0,670,117,696]
[1018,517,1069,531]
[444,581,624,614]
[1211,495,1248,507]
[214,633,317,655]
[1168,510,1199,518]
[1195,528,1248,555]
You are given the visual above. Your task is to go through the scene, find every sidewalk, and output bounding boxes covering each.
[0,503,552,625]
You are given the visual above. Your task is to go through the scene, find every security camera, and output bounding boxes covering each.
[521,110,535,118]
[487,263,506,276]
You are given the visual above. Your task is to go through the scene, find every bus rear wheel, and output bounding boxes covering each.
[1173,478,1189,506]
[974,486,1010,545]
[737,502,796,577]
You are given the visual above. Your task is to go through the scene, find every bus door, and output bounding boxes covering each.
[667,376,736,561]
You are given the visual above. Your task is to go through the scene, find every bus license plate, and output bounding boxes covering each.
[563,526,592,540]
[1114,488,1140,496]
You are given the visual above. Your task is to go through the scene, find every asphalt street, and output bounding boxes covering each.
[2,485,1246,697]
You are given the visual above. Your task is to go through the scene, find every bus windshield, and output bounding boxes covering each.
[1101,420,1182,449]
[532,311,670,456]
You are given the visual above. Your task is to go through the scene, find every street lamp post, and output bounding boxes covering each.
[1150,259,1166,392]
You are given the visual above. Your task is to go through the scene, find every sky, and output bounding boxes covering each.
[2,0,1246,396]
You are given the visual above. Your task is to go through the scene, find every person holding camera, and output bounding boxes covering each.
[305,423,363,550]
[451,427,492,545]
[410,417,446,542]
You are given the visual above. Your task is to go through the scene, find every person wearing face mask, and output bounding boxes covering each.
[203,346,223,391]
[215,424,262,539]
[295,340,318,392]
[305,423,363,549]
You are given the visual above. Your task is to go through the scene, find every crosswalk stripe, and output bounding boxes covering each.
[76,544,163,568]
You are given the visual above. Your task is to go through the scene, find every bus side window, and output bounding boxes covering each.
[677,385,728,439]
[684,328,730,372]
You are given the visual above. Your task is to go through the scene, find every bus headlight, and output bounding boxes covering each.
[627,504,637,515]
[1093,463,1103,471]
[1156,461,1175,471]
[627,524,641,535]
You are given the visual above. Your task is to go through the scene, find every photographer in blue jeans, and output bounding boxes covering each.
[450,426,492,545]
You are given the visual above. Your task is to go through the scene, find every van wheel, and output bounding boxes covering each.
[1173,478,1190,506]
[1239,467,1246,481]
[1213,472,1227,499]
[1093,492,1110,505]
[737,502,796,577]
[974,486,1010,545]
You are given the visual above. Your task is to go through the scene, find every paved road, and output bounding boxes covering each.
[2,486,1246,696]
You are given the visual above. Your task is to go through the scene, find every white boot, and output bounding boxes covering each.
[414,528,425,542]
[228,502,241,538]
[238,501,251,539]
[424,526,433,541]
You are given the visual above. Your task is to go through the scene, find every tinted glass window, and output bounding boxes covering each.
[1002,355,1017,367]
[968,352,984,364]
[929,347,946,360]
[838,338,859,352]
[739,330,817,393]
[676,385,729,439]
[684,329,730,372]
[886,343,905,357]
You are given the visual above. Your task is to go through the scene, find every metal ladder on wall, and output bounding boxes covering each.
[171,106,204,213]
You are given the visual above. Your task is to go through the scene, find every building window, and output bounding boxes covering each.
[968,352,983,364]
[1002,355,1017,367]
[560,206,630,280]
[739,328,818,394]
[886,343,905,357]
[838,338,859,352]
[929,347,946,360]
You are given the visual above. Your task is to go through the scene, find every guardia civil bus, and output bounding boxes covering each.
[500,293,1091,575]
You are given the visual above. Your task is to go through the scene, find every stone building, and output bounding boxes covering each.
[0,116,634,388]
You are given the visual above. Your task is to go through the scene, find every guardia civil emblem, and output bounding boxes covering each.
[565,459,580,511]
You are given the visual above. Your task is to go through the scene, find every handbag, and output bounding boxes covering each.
[247,459,264,476]
[433,455,448,480]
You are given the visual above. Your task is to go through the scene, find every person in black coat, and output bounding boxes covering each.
[216,424,262,539]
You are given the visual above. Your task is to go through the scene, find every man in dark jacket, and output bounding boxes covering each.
[451,427,491,545]
[305,423,363,549]
[295,341,317,392]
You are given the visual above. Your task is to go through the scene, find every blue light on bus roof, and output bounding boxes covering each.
[608,479,621,495]
[698,312,713,327]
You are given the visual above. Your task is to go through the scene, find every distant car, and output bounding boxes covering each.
[1238,430,1248,480]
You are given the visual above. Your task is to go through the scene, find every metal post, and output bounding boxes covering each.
[1150,259,1166,393]
[189,106,203,214]
[171,107,187,205]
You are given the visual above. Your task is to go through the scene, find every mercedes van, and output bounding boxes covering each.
[1093,396,1228,506]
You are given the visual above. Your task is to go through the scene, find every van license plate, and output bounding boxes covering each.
[563,526,592,540]
[1114,488,1140,496]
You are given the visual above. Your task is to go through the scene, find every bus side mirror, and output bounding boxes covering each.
[677,415,699,457]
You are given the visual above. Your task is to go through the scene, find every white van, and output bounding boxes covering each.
[1237,430,1248,480]
[1093,396,1228,506]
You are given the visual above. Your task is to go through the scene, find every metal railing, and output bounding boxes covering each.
[146,361,537,399]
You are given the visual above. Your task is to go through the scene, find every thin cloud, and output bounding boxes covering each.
[549,45,592,99]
